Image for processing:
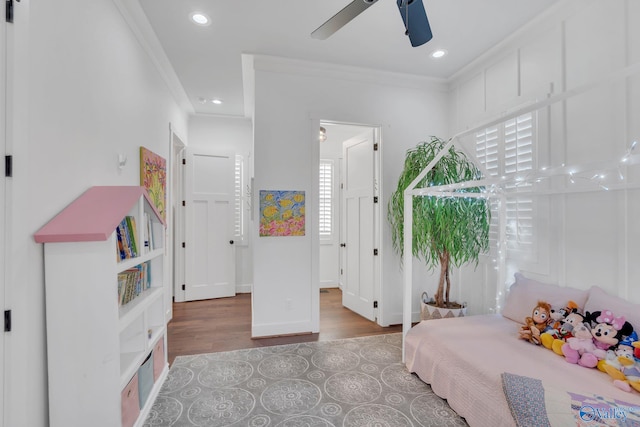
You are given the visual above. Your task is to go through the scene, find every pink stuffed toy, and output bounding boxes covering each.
[561,321,600,367]
[563,310,634,368]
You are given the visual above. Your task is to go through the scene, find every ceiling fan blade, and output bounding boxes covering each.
[397,0,433,47]
[311,0,379,40]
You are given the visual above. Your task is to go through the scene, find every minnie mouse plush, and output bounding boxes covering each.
[563,310,633,368]
[590,310,634,356]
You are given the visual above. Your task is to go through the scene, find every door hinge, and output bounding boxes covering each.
[181,284,186,291]
[373,143,379,151]
[373,301,378,308]
[182,242,186,248]
[373,196,378,203]
[4,310,11,332]
[340,268,343,275]
[373,248,378,256]
[5,155,12,177]
[182,200,186,207]
[6,0,14,23]
[340,183,344,189]
[182,158,186,165]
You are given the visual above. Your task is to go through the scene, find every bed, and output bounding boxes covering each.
[404,274,640,427]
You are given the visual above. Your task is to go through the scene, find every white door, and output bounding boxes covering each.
[341,131,376,321]
[184,149,236,301]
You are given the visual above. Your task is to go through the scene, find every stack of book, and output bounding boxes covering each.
[117,261,151,306]
[116,216,139,261]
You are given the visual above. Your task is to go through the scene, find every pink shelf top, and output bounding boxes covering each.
[34,186,165,243]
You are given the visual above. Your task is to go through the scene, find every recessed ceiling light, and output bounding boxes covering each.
[190,12,210,26]
[211,99,223,105]
[430,49,448,59]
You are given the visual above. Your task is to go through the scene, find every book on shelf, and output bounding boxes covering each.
[116,216,139,261]
[142,212,163,252]
[117,261,151,306]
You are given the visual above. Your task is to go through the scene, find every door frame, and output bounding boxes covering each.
[0,7,7,426]
[317,119,383,325]
[170,128,186,304]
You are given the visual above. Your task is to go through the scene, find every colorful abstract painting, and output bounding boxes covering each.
[140,146,167,222]
[259,190,305,237]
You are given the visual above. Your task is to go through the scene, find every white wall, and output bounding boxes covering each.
[444,0,640,313]
[188,115,254,292]
[6,0,188,425]
[250,55,449,336]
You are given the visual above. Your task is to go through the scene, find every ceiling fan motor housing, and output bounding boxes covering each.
[396,0,433,47]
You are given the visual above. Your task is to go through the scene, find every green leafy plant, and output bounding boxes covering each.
[388,136,491,308]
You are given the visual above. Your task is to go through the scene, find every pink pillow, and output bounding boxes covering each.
[502,273,589,324]
[584,286,640,331]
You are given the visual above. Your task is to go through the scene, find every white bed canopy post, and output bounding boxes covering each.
[401,137,457,361]
[402,191,413,361]
[497,194,507,313]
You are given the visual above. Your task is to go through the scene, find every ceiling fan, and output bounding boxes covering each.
[311,0,433,47]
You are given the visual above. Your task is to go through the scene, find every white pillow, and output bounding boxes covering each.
[584,286,640,331]
[502,273,589,324]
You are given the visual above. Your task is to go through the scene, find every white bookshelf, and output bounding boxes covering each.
[35,186,169,427]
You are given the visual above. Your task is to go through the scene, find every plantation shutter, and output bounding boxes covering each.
[476,112,535,253]
[476,126,500,245]
[319,160,333,237]
[504,114,534,249]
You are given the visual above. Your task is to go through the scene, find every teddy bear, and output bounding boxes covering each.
[519,301,552,345]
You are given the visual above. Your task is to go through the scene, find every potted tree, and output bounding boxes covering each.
[388,136,491,318]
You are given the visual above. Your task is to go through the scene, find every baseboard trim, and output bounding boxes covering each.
[251,320,316,338]
[236,283,252,294]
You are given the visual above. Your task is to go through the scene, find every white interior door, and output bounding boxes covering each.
[184,149,236,301]
[341,131,376,321]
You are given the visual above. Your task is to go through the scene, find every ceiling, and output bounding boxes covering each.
[138,0,558,117]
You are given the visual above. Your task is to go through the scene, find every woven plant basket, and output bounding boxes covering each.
[420,292,467,320]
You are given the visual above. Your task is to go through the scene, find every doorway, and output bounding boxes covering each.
[319,121,382,324]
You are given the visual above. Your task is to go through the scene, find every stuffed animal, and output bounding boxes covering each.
[603,352,640,393]
[590,310,634,357]
[561,321,600,367]
[540,302,580,351]
[519,301,552,345]
[562,310,634,368]
[548,310,585,355]
[598,332,638,373]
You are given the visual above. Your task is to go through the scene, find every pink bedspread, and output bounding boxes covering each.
[404,314,640,427]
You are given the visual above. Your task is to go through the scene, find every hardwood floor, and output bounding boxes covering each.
[167,288,402,365]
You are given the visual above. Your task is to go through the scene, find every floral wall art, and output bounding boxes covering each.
[140,146,167,222]
[259,190,305,237]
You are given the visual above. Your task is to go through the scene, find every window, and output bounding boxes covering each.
[476,113,535,252]
[319,160,333,238]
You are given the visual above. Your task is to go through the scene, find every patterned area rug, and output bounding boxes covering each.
[143,333,468,426]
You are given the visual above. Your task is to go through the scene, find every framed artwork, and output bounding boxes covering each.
[259,190,305,237]
[140,146,167,222]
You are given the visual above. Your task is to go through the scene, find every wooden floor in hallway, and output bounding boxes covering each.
[167,288,402,365]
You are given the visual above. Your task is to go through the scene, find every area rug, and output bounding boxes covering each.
[143,333,468,426]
